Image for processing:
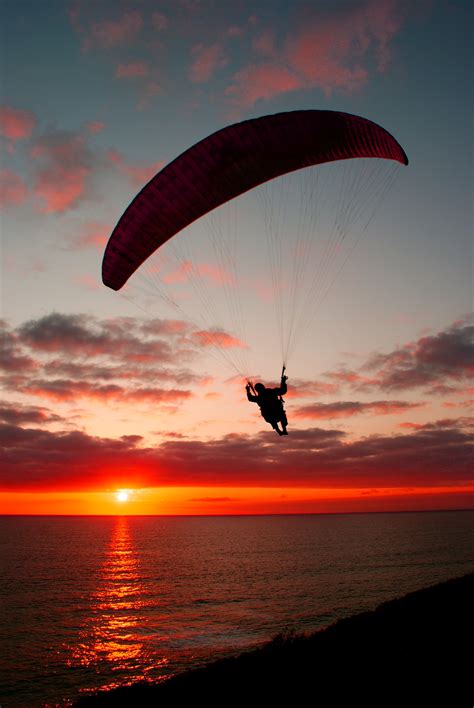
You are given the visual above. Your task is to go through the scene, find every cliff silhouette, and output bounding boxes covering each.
[74,573,473,706]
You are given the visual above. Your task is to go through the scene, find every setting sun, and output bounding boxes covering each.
[116,491,129,503]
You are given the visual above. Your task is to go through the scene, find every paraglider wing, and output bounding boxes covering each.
[102,110,408,291]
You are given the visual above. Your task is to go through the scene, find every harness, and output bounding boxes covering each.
[248,365,287,417]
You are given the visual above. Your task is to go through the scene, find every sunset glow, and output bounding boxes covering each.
[1,485,473,517]
[1,0,472,516]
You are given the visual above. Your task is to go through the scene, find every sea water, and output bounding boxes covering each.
[1,511,473,706]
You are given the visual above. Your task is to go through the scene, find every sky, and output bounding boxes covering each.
[0,0,472,515]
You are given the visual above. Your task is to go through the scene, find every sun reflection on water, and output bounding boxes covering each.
[69,517,168,692]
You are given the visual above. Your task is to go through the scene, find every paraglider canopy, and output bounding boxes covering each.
[102,110,408,292]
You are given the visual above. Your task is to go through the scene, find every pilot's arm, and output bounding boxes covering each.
[246,384,258,402]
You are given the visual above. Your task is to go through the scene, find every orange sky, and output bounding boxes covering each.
[2,485,474,516]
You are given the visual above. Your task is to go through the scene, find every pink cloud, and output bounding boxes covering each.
[367,0,405,71]
[319,320,474,396]
[15,313,191,370]
[21,379,191,405]
[228,26,243,38]
[189,43,227,83]
[81,11,143,51]
[0,169,28,208]
[326,369,377,388]
[252,30,276,57]
[1,316,207,403]
[35,166,90,213]
[197,263,234,285]
[364,321,474,391]
[285,13,370,95]
[443,399,474,410]
[294,400,422,420]
[116,61,149,79]
[106,149,164,186]
[192,330,246,349]
[0,105,36,141]
[85,121,105,134]
[225,63,301,107]
[141,319,192,337]
[75,222,110,250]
[73,275,100,291]
[399,418,474,432]
[31,132,93,213]
[286,379,340,399]
[164,261,234,286]
[164,261,193,284]
[287,0,405,89]
[0,402,63,426]
[399,421,425,430]
[226,0,407,107]
[1,315,214,422]
[0,322,38,373]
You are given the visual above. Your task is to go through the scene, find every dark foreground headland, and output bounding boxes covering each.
[74,574,474,706]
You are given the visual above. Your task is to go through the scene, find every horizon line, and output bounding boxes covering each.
[1,508,473,519]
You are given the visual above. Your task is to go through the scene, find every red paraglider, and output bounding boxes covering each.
[102,110,408,292]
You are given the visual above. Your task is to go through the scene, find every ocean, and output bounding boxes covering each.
[1,511,473,706]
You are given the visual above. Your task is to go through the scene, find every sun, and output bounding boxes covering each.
[116,490,129,502]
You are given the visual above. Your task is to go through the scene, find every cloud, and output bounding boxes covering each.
[294,400,423,420]
[0,425,152,489]
[141,318,193,338]
[226,0,407,107]
[30,131,94,213]
[0,314,206,409]
[116,61,149,79]
[290,0,406,84]
[19,379,191,404]
[106,148,164,186]
[73,274,101,291]
[324,368,374,387]
[192,329,246,349]
[0,169,28,208]
[286,379,340,399]
[189,43,228,83]
[443,398,474,410]
[364,320,474,391]
[252,30,276,57]
[2,417,472,491]
[85,121,105,134]
[0,105,36,141]
[18,313,174,362]
[0,401,63,425]
[163,261,234,286]
[0,322,37,373]
[74,222,110,250]
[227,26,243,38]
[319,320,474,396]
[24,125,163,213]
[42,357,202,387]
[225,63,301,108]
[80,11,143,51]
[399,418,474,431]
